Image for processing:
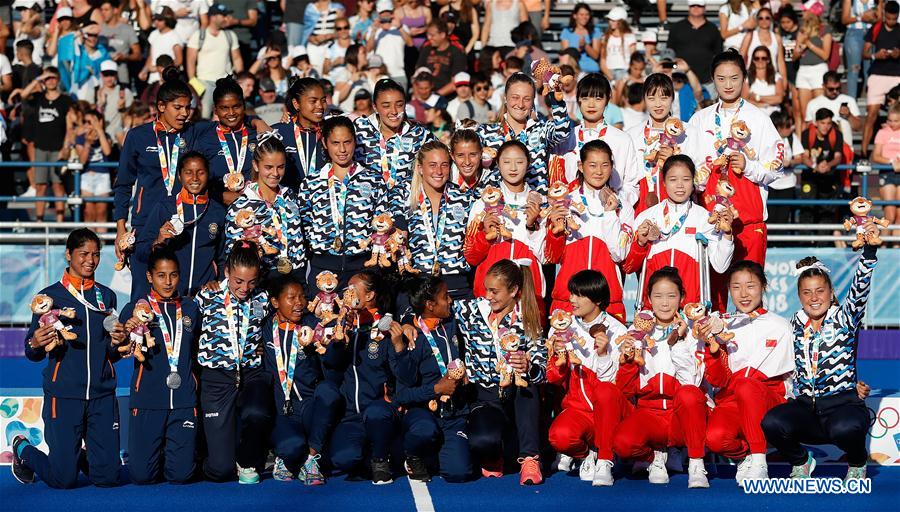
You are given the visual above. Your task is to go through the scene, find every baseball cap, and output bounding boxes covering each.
[688,0,705,6]
[376,0,394,13]
[100,60,118,74]
[412,67,433,80]
[14,0,43,10]
[367,54,384,69]
[454,72,471,87]
[606,6,628,21]
[354,89,372,101]
[56,6,73,19]
[207,3,233,16]
[641,30,657,43]
[259,77,276,92]
[657,48,677,62]
[288,45,308,60]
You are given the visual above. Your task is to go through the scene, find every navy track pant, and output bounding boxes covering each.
[271,381,343,471]
[402,407,473,482]
[22,394,120,488]
[128,407,197,484]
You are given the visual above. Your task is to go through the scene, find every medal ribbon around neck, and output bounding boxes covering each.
[294,122,321,177]
[713,99,744,158]
[155,127,181,196]
[327,164,353,246]
[577,124,607,154]
[223,285,251,369]
[216,124,249,176]
[272,321,301,403]
[419,191,448,271]
[267,191,291,262]
[379,135,401,188]
[417,317,448,376]
[173,193,209,232]
[61,272,107,312]
[801,317,824,384]
[148,295,183,376]
[658,200,692,240]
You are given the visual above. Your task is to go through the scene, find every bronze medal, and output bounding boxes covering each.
[432,260,440,276]
[276,257,292,274]
[333,237,342,252]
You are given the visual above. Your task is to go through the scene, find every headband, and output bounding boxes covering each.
[793,260,830,277]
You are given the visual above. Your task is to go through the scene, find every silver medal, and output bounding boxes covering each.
[166,372,182,390]
[170,216,184,235]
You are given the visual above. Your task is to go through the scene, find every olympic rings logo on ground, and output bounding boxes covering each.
[868,406,899,439]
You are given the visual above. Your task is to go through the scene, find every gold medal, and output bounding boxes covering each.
[432,260,440,276]
[333,237,342,251]
[276,257,292,274]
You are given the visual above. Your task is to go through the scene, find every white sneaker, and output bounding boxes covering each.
[687,459,709,488]
[735,457,752,487]
[666,446,685,473]
[19,187,36,198]
[556,453,575,473]
[745,459,769,482]
[579,450,598,482]
[237,463,260,484]
[648,450,669,484]
[592,459,614,487]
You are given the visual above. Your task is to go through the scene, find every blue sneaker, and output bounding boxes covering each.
[272,457,293,482]
[237,464,259,484]
[845,466,867,481]
[11,435,34,484]
[299,454,325,486]
[790,452,816,479]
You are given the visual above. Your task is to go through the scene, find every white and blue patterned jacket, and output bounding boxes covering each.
[791,249,877,399]
[454,298,547,389]
[400,183,474,278]
[476,97,571,195]
[224,184,307,274]
[298,162,388,256]
[353,114,435,212]
[196,282,269,371]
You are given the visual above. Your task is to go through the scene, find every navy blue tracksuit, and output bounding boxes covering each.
[390,318,472,482]
[113,121,199,297]
[122,298,201,484]
[272,120,324,191]
[22,275,120,488]
[262,315,342,472]
[324,314,398,471]
[134,192,227,299]
[192,119,257,196]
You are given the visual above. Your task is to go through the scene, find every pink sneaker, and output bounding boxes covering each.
[481,457,503,478]
[518,456,543,485]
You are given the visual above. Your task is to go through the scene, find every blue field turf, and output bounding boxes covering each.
[3,464,898,511]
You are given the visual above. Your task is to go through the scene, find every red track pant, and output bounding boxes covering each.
[706,377,785,458]
[612,385,709,461]
[548,382,633,460]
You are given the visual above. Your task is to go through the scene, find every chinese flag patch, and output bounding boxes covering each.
[766,339,778,348]
[686,227,697,235]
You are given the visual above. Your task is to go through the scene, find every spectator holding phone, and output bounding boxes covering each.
[805,71,863,145]
[75,110,114,227]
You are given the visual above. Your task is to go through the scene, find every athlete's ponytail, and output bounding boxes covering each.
[226,240,262,273]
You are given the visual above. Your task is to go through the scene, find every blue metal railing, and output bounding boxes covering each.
[0,162,897,223]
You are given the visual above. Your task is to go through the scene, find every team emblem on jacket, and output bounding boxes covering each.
[178,138,186,148]
[451,204,466,220]
[182,316,192,329]
[253,301,266,318]
[249,143,256,153]
[208,223,219,236]
[367,340,379,359]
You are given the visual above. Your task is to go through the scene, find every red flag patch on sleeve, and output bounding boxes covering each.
[766,339,778,348]
[686,227,697,234]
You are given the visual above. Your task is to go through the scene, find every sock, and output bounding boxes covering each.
[15,440,28,458]
[750,453,767,465]
[688,458,704,470]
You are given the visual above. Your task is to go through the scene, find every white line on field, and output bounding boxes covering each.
[408,477,435,512]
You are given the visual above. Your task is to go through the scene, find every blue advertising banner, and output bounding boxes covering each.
[1,246,898,325]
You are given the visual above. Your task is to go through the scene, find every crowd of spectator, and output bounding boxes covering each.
[0,0,897,236]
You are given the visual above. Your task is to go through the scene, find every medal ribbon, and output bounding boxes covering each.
[713,99,744,158]
[216,124,249,176]
[155,128,181,196]
[658,200,692,240]
[379,136,400,188]
[642,121,660,192]
[272,321,301,403]
[417,317,448,376]
[501,116,530,145]
[801,317,822,384]
[148,294,183,375]
[294,122,321,177]
[327,164,352,247]
[576,124,607,154]
[223,285,251,369]
[419,191,448,271]
[61,272,106,312]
